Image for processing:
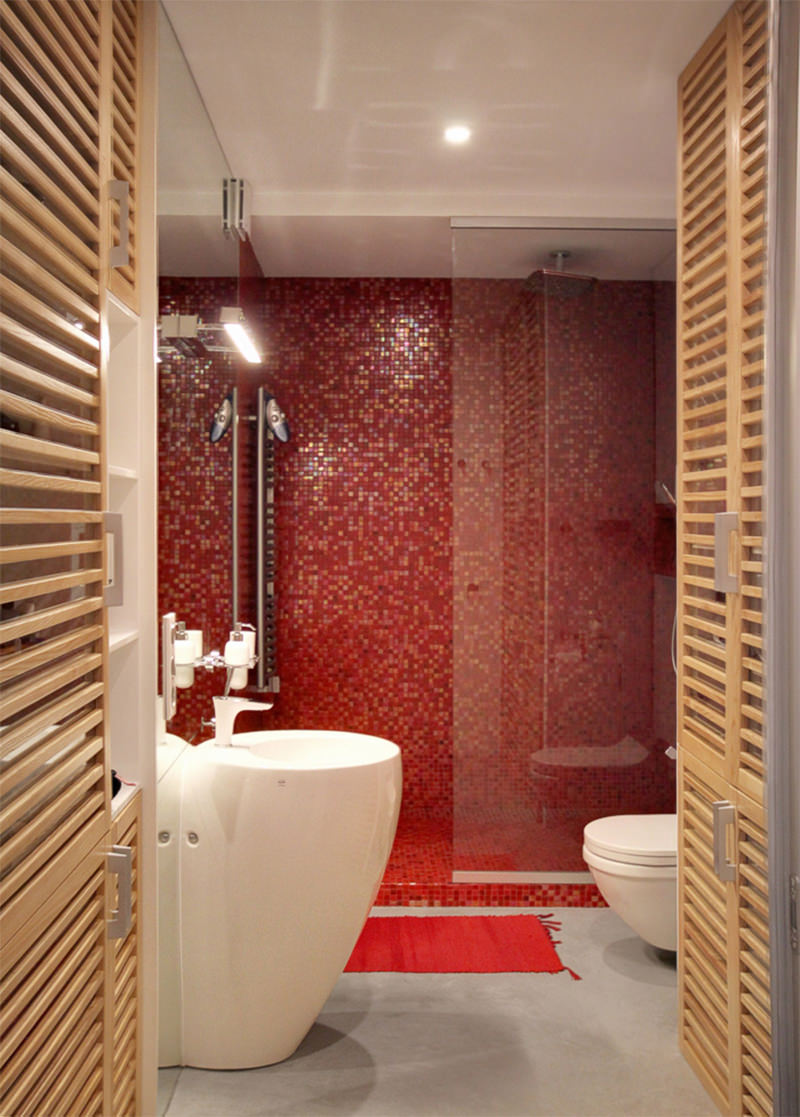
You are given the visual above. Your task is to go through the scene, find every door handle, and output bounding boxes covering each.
[712,800,737,882]
[108,844,133,940]
[714,511,739,593]
[108,179,130,269]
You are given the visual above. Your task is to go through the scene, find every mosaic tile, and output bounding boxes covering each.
[451,275,677,876]
[158,274,675,905]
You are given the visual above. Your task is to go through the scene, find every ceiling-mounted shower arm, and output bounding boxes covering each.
[550,250,571,272]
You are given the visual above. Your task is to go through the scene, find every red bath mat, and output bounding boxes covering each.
[345,914,580,978]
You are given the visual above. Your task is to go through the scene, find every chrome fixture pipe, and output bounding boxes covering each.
[256,386,265,689]
[231,385,239,624]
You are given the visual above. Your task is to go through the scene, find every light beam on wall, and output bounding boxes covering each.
[220,307,262,364]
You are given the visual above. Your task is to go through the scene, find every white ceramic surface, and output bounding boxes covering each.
[582,813,677,952]
[157,732,191,1067]
[174,730,402,1069]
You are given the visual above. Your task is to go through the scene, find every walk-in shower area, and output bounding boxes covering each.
[156,222,678,903]
[452,224,678,880]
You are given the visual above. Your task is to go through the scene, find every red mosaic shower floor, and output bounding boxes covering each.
[376,810,604,908]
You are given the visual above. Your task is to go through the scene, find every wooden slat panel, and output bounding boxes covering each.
[0,625,104,688]
[737,795,771,1115]
[733,0,768,808]
[0,388,99,437]
[0,707,104,797]
[679,13,773,1112]
[0,848,106,1117]
[0,2,111,1109]
[0,651,103,723]
[0,564,102,606]
[678,753,732,1113]
[0,311,99,380]
[0,427,99,472]
[110,794,140,1116]
[107,0,140,308]
[0,2,99,140]
[0,70,97,192]
[0,237,99,330]
[9,0,100,114]
[0,168,99,279]
[678,9,772,1111]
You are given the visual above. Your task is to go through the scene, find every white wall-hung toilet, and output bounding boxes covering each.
[583,814,677,952]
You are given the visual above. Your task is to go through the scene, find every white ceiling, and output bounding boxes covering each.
[158,0,729,278]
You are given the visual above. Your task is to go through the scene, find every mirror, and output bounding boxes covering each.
[157,2,238,276]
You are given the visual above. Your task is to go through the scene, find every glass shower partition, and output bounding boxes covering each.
[452,222,677,879]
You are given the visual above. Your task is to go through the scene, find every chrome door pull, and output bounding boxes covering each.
[108,844,133,939]
[108,179,130,268]
[712,800,737,882]
[714,511,739,593]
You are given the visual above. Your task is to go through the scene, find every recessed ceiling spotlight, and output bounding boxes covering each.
[444,124,471,145]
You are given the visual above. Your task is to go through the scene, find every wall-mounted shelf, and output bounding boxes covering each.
[110,628,139,654]
[110,464,139,482]
[111,780,140,820]
[104,272,154,831]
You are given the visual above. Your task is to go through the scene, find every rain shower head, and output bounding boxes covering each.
[210,393,234,443]
[525,269,596,297]
[524,250,596,292]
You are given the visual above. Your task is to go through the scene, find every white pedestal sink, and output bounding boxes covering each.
[163,730,401,1069]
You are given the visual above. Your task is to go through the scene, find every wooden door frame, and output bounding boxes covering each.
[766,1,800,1111]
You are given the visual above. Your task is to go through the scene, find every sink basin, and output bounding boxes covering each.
[242,729,401,768]
[167,728,402,1069]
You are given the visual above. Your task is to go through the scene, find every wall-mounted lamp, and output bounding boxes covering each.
[220,307,262,364]
[158,314,208,357]
[158,309,263,364]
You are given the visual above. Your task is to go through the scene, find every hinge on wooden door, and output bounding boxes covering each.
[791,874,799,953]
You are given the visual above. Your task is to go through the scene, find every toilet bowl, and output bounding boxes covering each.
[583,814,677,952]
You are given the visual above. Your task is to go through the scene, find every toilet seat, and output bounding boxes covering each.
[583,814,676,868]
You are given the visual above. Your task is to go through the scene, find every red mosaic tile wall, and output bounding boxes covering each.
[543,276,656,752]
[158,276,239,744]
[158,278,453,815]
[653,281,678,748]
[158,274,675,899]
[500,281,547,802]
[452,280,518,812]
[452,274,676,874]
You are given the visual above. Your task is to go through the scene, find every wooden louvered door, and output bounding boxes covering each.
[104,0,140,312]
[0,2,155,1113]
[0,0,109,1109]
[676,3,772,1114]
[109,793,141,1116]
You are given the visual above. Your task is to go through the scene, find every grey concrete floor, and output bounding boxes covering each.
[159,908,716,1117]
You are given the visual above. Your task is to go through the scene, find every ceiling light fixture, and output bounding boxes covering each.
[444,124,471,145]
[220,307,262,364]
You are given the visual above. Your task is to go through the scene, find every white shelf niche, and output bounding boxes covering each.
[107,470,139,644]
[108,635,141,786]
[106,294,141,476]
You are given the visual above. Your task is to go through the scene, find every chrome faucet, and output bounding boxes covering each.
[212,695,273,747]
